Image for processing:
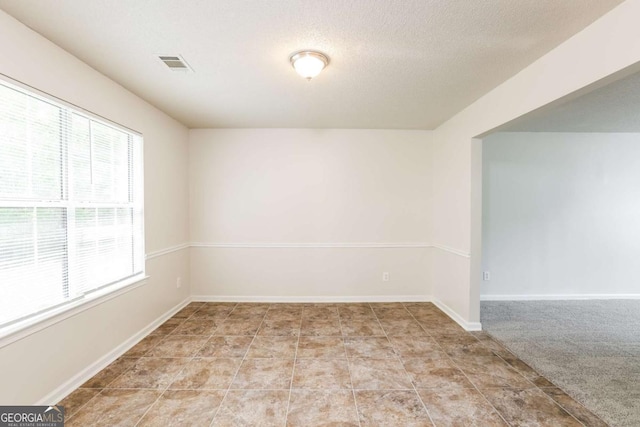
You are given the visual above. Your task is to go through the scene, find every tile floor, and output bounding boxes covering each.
[59,302,607,426]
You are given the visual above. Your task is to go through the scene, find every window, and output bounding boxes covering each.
[0,79,144,329]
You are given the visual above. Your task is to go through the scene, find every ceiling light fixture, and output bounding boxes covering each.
[290,51,329,80]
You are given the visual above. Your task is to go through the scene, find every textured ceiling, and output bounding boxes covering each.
[502,71,640,132]
[0,0,624,129]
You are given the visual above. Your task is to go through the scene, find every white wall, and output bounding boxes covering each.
[189,129,433,299]
[0,11,190,404]
[482,132,640,298]
[430,0,640,326]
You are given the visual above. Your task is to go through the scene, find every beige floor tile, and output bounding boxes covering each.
[388,336,445,358]
[339,304,376,317]
[81,357,139,388]
[345,336,397,358]
[434,333,496,357]
[355,390,433,426]
[292,359,352,389]
[372,307,415,321]
[137,390,225,426]
[257,319,300,336]
[267,304,304,319]
[481,387,583,426]
[214,319,262,336]
[196,336,253,358]
[190,305,234,320]
[57,388,101,418]
[246,336,298,358]
[66,389,160,427]
[302,307,340,322]
[297,336,346,359]
[541,387,609,427]
[452,355,534,389]
[417,388,507,426]
[212,390,289,427]
[349,358,413,390]
[169,358,242,390]
[124,335,166,357]
[108,357,189,389]
[55,302,609,427]
[403,357,474,389]
[340,319,386,336]
[146,335,209,358]
[264,311,301,321]
[300,319,342,336]
[286,390,359,427]
[172,305,202,319]
[170,318,218,336]
[231,358,294,389]
[379,319,429,336]
[151,318,185,335]
[229,305,269,317]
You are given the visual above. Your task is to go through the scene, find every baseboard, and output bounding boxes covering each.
[432,299,482,331]
[36,296,192,405]
[481,294,640,301]
[191,295,432,303]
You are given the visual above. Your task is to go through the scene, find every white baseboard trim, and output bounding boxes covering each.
[36,296,192,406]
[432,299,482,331]
[481,294,640,301]
[191,295,432,303]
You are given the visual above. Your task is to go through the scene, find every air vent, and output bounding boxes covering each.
[157,55,193,72]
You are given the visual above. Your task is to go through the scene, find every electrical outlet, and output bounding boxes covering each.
[483,271,490,281]
[382,272,390,282]
[176,277,182,288]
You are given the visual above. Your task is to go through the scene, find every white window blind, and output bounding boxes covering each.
[0,79,144,328]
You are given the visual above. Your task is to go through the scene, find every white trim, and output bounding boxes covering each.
[145,242,190,260]
[432,299,482,331]
[36,296,191,405]
[147,242,472,259]
[190,242,432,249]
[0,72,142,136]
[481,293,640,301]
[192,295,432,303]
[0,275,149,349]
[431,244,471,258]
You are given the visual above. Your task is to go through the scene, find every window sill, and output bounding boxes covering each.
[0,274,149,349]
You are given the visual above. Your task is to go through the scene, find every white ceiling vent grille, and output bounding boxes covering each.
[157,55,193,72]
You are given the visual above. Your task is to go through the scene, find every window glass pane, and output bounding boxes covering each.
[70,114,92,200]
[92,122,130,203]
[74,207,134,292]
[0,84,61,199]
[0,79,143,329]
[0,208,66,325]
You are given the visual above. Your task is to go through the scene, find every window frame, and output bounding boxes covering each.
[0,76,147,347]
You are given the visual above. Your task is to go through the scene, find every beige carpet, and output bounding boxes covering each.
[482,300,640,427]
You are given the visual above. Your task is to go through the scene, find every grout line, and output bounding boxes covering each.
[134,303,237,427]
[337,305,362,427]
[283,306,304,427]
[208,303,267,427]
[372,303,437,426]
[119,310,202,426]
[402,303,514,427]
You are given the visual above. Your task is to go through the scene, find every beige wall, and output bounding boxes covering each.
[189,129,433,299]
[0,11,190,404]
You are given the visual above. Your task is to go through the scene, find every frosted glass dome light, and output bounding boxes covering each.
[290,51,329,80]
